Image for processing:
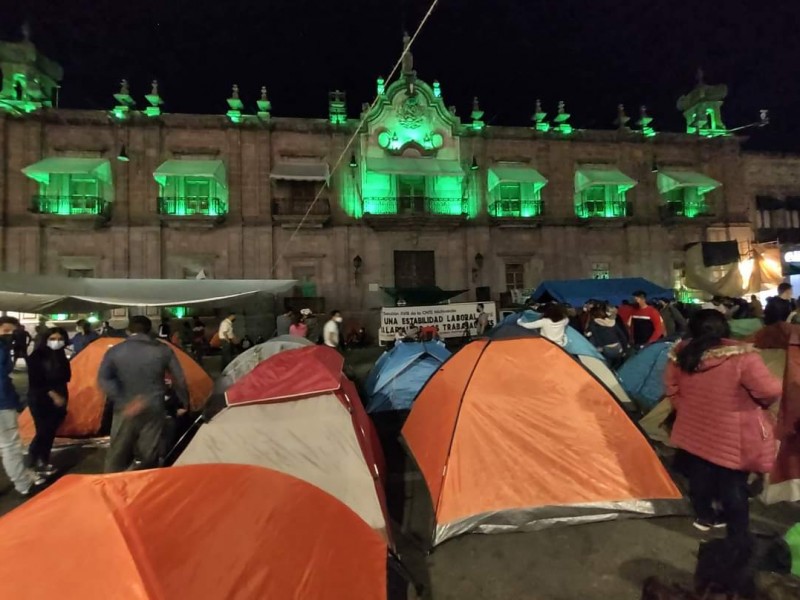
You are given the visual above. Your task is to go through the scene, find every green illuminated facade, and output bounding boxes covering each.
[0,29,765,314]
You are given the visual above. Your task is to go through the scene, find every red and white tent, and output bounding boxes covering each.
[175,345,390,540]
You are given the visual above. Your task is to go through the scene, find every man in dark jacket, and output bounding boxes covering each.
[0,316,42,495]
[764,283,794,326]
[98,315,189,472]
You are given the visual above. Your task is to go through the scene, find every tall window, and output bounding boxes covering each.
[498,183,522,216]
[756,210,772,229]
[576,186,627,218]
[591,262,610,280]
[663,187,708,217]
[38,174,104,215]
[159,176,226,217]
[505,263,524,290]
[788,209,800,229]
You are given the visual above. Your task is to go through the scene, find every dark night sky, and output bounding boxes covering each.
[2,0,799,151]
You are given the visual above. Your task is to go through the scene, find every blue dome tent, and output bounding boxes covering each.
[489,311,634,408]
[365,341,451,414]
[617,340,673,413]
[530,278,674,308]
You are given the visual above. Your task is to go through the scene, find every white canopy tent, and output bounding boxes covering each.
[0,273,296,313]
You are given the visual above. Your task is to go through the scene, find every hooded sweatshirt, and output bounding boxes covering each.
[665,340,782,472]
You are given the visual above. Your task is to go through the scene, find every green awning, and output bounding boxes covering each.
[487,165,548,192]
[657,170,721,195]
[367,157,464,177]
[153,160,228,189]
[269,162,329,181]
[574,167,637,193]
[22,157,112,185]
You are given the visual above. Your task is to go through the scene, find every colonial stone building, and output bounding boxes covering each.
[0,33,794,322]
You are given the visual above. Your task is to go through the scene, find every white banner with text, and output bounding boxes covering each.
[378,302,497,344]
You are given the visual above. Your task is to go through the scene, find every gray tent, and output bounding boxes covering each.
[218,335,313,391]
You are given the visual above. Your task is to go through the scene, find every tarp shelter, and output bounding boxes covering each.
[0,464,390,600]
[402,337,683,546]
[217,335,313,391]
[364,341,451,413]
[382,286,468,306]
[18,338,213,442]
[530,278,674,308]
[492,311,634,407]
[175,345,390,539]
[617,341,673,413]
[0,272,296,313]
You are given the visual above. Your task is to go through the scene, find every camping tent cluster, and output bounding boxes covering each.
[0,339,408,599]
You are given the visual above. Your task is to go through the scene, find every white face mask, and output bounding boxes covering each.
[333,316,343,323]
[47,340,65,351]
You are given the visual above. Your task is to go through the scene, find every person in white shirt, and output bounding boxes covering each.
[218,313,237,369]
[517,303,570,347]
[323,310,342,349]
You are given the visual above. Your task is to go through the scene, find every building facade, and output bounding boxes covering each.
[0,34,795,323]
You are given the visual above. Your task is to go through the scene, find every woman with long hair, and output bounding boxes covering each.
[26,327,71,475]
[665,309,781,541]
[585,303,629,368]
[517,302,569,347]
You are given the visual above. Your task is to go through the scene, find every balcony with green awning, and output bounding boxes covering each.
[360,156,470,226]
[22,157,113,217]
[574,167,637,219]
[487,164,548,219]
[657,169,721,218]
[153,160,228,217]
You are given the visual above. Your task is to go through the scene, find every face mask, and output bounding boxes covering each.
[47,340,65,351]
[334,316,343,323]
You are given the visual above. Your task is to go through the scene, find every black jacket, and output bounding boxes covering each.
[764,296,794,326]
[27,347,71,401]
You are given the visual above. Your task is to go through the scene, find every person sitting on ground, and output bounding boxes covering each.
[665,309,781,539]
[764,283,794,326]
[585,304,629,368]
[517,303,569,347]
[749,294,764,320]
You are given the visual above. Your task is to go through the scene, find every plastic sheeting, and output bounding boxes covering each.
[0,464,388,600]
[218,335,313,391]
[17,338,213,442]
[402,337,683,546]
[365,341,451,413]
[0,272,296,313]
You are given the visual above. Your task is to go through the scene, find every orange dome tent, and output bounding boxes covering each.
[19,338,212,442]
[402,337,684,546]
[0,464,393,600]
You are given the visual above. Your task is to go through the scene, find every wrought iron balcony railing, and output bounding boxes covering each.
[31,195,110,217]
[658,201,713,219]
[575,200,631,219]
[362,196,467,216]
[488,200,543,218]
[158,197,227,217]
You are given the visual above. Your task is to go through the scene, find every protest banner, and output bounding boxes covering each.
[378,301,497,344]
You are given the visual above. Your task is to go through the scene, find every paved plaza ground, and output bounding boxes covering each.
[1,349,798,599]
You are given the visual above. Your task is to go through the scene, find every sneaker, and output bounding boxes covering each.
[692,518,726,532]
[35,464,57,476]
[19,476,47,497]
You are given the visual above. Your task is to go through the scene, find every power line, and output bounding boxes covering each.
[271,0,441,275]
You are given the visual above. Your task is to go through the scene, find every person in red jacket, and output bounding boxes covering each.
[628,290,665,347]
[665,309,782,540]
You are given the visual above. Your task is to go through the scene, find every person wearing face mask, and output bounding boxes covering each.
[26,328,71,475]
[0,316,43,496]
[323,310,343,350]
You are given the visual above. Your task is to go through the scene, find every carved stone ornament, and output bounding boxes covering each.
[398,95,424,129]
